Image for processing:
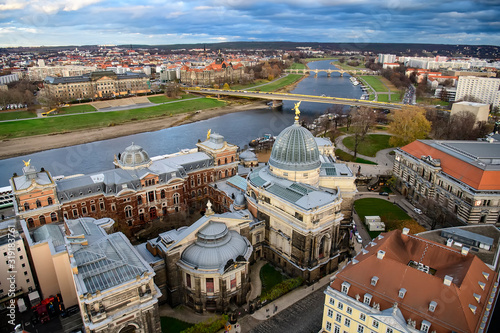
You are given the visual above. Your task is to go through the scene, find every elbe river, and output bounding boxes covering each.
[0,60,363,186]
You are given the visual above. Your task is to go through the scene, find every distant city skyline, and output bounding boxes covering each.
[0,0,499,47]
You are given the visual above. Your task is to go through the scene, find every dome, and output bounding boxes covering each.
[233,193,246,210]
[268,123,320,172]
[239,150,257,162]
[117,143,152,169]
[180,222,251,270]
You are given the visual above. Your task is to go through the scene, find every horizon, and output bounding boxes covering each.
[1,0,499,48]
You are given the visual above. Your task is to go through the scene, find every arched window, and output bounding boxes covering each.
[225,170,228,177]
[24,202,29,211]
[218,159,221,165]
[225,157,228,164]
[39,215,46,225]
[204,187,207,194]
[125,206,133,218]
[27,218,34,228]
[191,191,195,198]
[198,189,202,197]
[173,193,180,205]
[319,236,327,259]
[51,212,58,222]
[161,190,166,199]
[137,196,142,205]
[47,197,53,205]
[36,200,41,208]
[219,171,222,179]
[231,156,234,162]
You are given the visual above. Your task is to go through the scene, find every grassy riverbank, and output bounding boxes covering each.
[248,74,304,92]
[0,98,226,139]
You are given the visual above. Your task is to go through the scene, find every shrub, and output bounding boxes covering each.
[260,276,303,302]
[181,314,228,333]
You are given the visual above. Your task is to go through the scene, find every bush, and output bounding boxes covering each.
[181,315,228,333]
[260,276,303,302]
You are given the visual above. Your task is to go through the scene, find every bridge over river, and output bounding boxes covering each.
[284,68,377,76]
[185,88,409,110]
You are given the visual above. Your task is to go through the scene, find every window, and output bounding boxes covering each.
[47,197,53,205]
[327,309,333,318]
[360,313,366,321]
[341,281,351,294]
[161,190,166,199]
[337,302,343,310]
[125,206,132,218]
[230,274,236,289]
[82,207,87,215]
[420,320,431,333]
[148,191,155,202]
[372,320,379,329]
[206,278,214,292]
[100,202,105,211]
[36,200,41,208]
[344,318,350,328]
[39,215,46,225]
[326,321,332,332]
[186,273,191,288]
[386,328,393,333]
[357,325,364,333]
[336,314,341,323]
[137,195,143,204]
[24,202,29,211]
[371,276,378,286]
[27,218,34,228]
[334,325,340,333]
[346,307,352,314]
[173,193,179,205]
[329,298,335,306]
[91,205,96,212]
[364,294,372,305]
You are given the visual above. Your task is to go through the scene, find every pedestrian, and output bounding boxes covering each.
[274,305,278,313]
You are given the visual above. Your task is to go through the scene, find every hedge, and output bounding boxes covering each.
[260,276,304,302]
[181,314,228,333]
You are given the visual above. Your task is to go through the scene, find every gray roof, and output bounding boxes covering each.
[314,137,333,147]
[33,224,65,247]
[12,167,52,190]
[198,133,236,151]
[239,150,257,161]
[180,221,252,270]
[441,228,494,246]
[420,140,500,171]
[44,72,147,85]
[248,166,339,210]
[320,162,353,177]
[269,123,321,172]
[67,218,151,295]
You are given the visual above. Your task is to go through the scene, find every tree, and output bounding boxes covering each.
[222,83,230,90]
[388,107,431,147]
[350,107,376,157]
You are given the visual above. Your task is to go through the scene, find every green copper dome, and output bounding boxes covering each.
[269,123,320,172]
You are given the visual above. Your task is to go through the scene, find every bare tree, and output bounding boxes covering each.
[350,107,376,158]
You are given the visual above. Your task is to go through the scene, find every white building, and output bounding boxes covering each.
[455,76,500,108]
[377,54,396,64]
[451,101,491,122]
[0,73,19,85]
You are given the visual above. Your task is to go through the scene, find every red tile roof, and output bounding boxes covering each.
[400,141,500,190]
[331,230,497,333]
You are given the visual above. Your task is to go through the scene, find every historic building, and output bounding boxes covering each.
[65,217,161,333]
[42,71,150,102]
[9,133,238,231]
[393,140,500,224]
[321,229,498,333]
[179,51,247,86]
[243,105,356,282]
[138,206,253,313]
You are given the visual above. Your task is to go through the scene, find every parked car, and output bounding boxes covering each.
[379,192,389,196]
[356,235,363,243]
[414,208,422,214]
[61,305,80,318]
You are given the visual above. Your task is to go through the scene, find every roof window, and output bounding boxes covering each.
[429,301,437,312]
[398,288,407,299]
[341,281,351,294]
[371,276,379,286]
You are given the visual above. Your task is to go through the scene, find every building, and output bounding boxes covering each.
[451,101,490,123]
[65,217,161,333]
[0,222,36,308]
[321,229,498,333]
[377,54,396,64]
[0,73,19,85]
[244,107,356,282]
[10,133,238,232]
[28,65,97,81]
[42,71,150,102]
[139,208,253,313]
[393,140,500,224]
[455,76,500,108]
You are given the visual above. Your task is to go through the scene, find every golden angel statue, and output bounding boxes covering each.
[23,159,31,167]
[207,129,211,140]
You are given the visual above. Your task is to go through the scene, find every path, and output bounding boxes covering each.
[247,260,266,302]
[357,76,378,101]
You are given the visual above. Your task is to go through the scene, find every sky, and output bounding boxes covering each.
[0,0,499,47]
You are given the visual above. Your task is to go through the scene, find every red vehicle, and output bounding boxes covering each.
[36,304,50,324]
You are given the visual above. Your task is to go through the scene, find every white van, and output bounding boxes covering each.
[17,298,27,313]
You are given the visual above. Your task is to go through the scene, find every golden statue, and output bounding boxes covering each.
[293,101,301,122]
[207,129,211,140]
[23,159,31,167]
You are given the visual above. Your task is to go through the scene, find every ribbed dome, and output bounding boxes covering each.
[118,143,151,169]
[239,150,257,162]
[181,222,250,270]
[269,123,320,172]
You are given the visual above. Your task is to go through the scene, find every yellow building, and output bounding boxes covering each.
[321,229,498,333]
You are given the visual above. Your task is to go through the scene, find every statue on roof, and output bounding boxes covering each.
[207,129,211,140]
[23,159,31,167]
[293,101,301,123]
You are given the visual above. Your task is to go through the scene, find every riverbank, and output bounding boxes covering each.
[0,101,268,159]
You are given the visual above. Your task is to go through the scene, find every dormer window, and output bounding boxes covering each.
[363,293,372,305]
[473,293,481,303]
[341,281,351,294]
[478,281,486,290]
[398,288,407,299]
[483,272,490,280]
[429,301,437,312]
[420,320,431,333]
[371,276,379,286]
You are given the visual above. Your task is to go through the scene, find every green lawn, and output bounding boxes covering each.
[148,94,197,104]
[354,198,414,238]
[359,76,388,93]
[59,104,97,114]
[0,111,37,121]
[249,74,303,92]
[260,263,285,295]
[290,63,307,69]
[0,98,226,139]
[230,79,269,90]
[416,98,450,106]
[334,149,378,165]
[342,134,391,157]
[161,317,193,333]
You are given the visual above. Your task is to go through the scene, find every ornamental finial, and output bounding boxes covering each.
[293,101,301,123]
[23,159,31,167]
[207,129,211,140]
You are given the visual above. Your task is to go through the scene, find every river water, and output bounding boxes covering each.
[0,60,363,186]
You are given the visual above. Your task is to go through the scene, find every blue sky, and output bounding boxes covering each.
[0,0,499,47]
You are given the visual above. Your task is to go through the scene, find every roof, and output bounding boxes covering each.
[330,230,498,333]
[399,140,500,190]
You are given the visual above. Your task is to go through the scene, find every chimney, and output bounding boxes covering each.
[446,238,453,247]
[462,247,470,256]
[402,228,410,235]
[444,275,453,286]
[377,250,385,260]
